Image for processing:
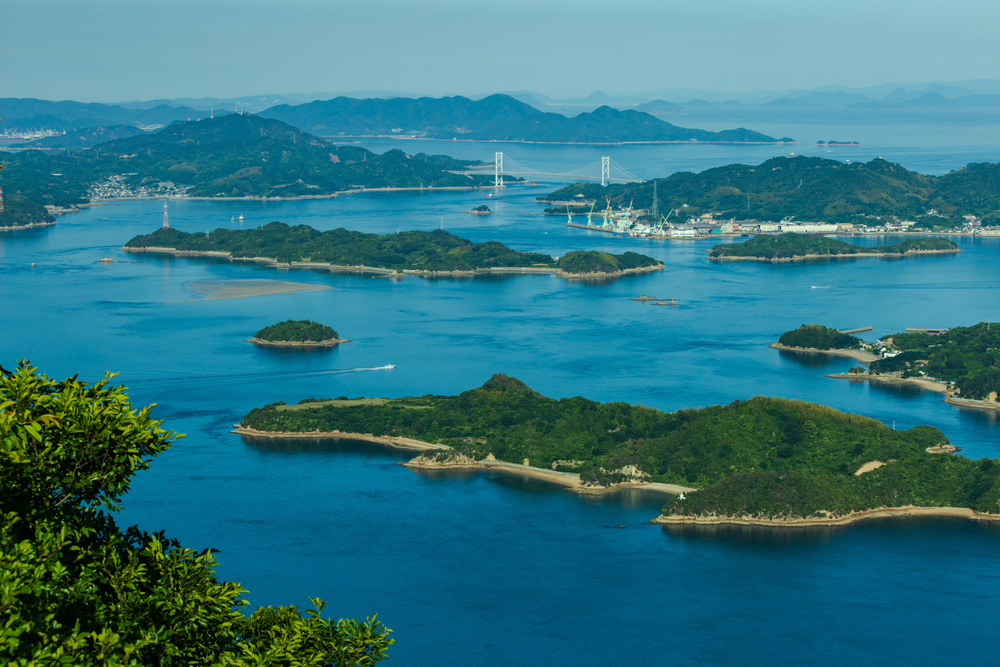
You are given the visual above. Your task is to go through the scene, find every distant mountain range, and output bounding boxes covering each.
[260,94,791,144]
[0,98,222,132]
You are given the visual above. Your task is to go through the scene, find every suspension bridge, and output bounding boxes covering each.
[449,152,644,186]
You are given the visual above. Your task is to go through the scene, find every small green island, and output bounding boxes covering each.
[770,324,878,363]
[235,374,1000,526]
[248,320,348,348]
[468,205,491,215]
[123,222,663,279]
[710,233,959,262]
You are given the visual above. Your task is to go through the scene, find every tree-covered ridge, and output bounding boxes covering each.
[0,362,392,664]
[125,223,558,271]
[779,325,864,350]
[260,94,787,143]
[0,193,55,227]
[239,375,1000,519]
[868,322,1000,400]
[542,157,1000,226]
[0,114,494,207]
[710,233,957,259]
[556,250,662,274]
[255,320,339,342]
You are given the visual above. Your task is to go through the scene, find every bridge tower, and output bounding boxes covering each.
[601,157,610,186]
[494,152,504,187]
[652,180,658,217]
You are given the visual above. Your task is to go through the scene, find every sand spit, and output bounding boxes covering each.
[176,279,331,301]
[653,506,1000,527]
[231,426,693,495]
[770,343,880,363]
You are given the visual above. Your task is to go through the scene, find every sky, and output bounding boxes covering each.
[5,0,999,102]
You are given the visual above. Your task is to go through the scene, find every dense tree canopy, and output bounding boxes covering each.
[255,320,340,342]
[0,361,392,665]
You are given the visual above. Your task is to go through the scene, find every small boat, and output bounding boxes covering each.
[381,364,396,370]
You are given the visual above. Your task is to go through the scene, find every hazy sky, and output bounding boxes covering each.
[6,0,998,102]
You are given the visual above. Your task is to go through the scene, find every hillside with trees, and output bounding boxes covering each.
[261,94,790,143]
[0,193,55,228]
[0,114,495,210]
[556,250,661,274]
[868,322,1000,400]
[543,157,1000,226]
[239,374,1000,521]
[0,361,392,664]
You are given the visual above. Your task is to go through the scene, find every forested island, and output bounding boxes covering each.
[0,114,498,222]
[779,324,864,351]
[0,193,56,229]
[235,374,1000,526]
[541,156,1000,228]
[248,320,348,347]
[710,233,958,261]
[123,222,662,278]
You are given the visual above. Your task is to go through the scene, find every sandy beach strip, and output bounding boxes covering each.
[174,279,331,301]
[246,337,350,348]
[232,425,693,495]
[653,505,999,527]
[711,248,960,263]
[770,343,879,363]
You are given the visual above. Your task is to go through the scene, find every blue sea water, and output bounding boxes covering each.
[2,134,1000,664]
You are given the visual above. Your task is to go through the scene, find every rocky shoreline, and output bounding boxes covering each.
[0,220,58,232]
[653,505,1000,527]
[711,248,961,263]
[246,337,351,348]
[770,342,879,363]
[122,246,663,280]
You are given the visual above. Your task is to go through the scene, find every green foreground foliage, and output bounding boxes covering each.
[779,325,864,350]
[240,374,1000,521]
[544,156,1000,226]
[126,221,660,274]
[255,320,339,342]
[0,362,392,665]
[710,233,957,259]
[869,322,1000,400]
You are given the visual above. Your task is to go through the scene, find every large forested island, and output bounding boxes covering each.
[249,320,347,347]
[0,193,56,228]
[710,233,958,261]
[0,114,496,217]
[542,156,1000,228]
[236,374,1000,526]
[123,223,662,278]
